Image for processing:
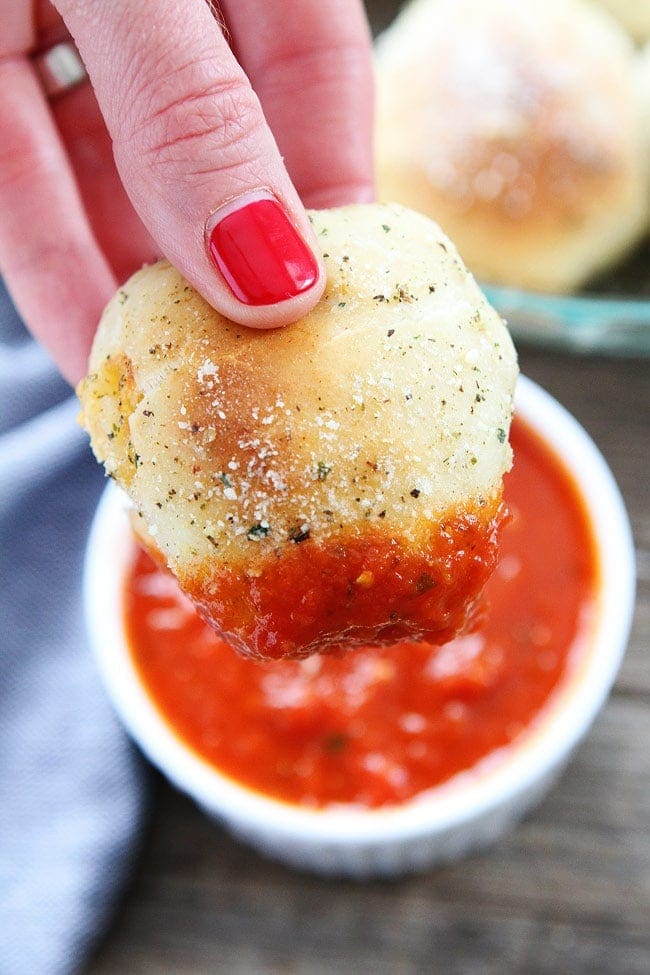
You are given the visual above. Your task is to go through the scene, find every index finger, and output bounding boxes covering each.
[221,0,375,208]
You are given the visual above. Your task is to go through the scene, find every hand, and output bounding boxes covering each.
[0,0,374,384]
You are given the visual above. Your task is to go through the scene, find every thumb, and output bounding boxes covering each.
[55,0,324,327]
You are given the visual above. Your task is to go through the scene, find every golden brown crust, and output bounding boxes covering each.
[79,352,142,488]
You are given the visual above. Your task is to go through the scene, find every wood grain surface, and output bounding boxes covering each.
[88,3,649,970]
[87,345,650,975]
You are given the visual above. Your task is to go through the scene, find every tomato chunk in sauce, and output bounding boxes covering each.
[124,417,598,808]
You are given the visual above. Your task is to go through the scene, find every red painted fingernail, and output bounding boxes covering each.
[206,194,319,306]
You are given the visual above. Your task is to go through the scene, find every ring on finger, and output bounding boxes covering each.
[32,41,88,100]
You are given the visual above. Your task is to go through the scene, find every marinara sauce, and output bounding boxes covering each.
[124,417,598,808]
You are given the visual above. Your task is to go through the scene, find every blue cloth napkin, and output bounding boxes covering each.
[0,281,146,975]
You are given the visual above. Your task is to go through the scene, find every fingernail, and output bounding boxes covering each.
[206,192,319,306]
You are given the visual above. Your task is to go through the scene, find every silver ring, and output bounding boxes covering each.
[33,41,88,100]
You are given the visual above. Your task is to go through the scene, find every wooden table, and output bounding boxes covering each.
[89,346,650,975]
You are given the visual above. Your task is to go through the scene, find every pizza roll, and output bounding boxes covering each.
[376,0,649,293]
[79,204,517,659]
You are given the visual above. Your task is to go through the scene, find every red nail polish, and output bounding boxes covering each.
[207,196,319,306]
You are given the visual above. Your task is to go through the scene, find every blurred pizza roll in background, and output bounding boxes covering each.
[78,204,517,659]
[375,0,649,293]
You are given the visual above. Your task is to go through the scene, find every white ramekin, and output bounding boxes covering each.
[83,375,636,878]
